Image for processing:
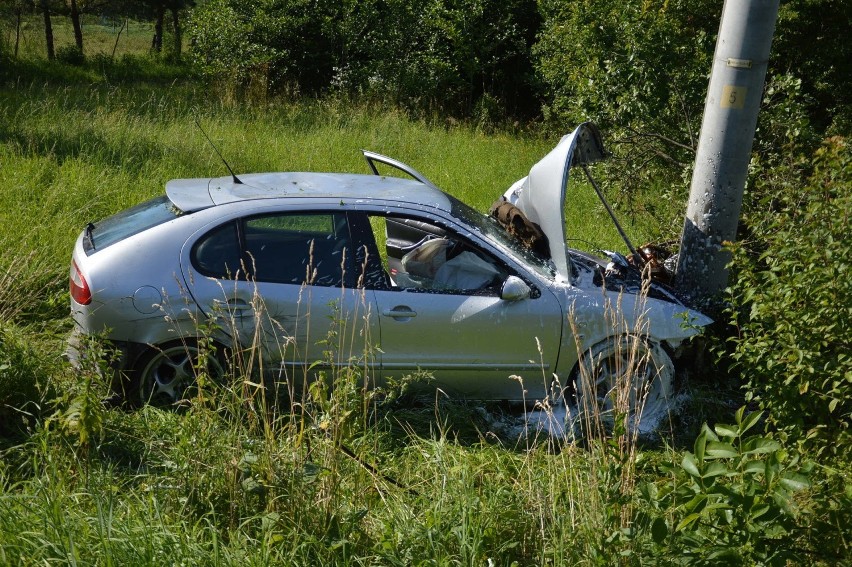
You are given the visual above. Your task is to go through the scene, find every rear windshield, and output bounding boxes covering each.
[84,196,182,254]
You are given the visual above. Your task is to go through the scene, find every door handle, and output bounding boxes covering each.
[382,307,417,319]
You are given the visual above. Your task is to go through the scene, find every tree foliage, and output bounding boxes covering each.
[186,0,541,119]
[534,0,718,190]
[727,137,851,455]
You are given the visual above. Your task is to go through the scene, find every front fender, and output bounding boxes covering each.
[565,290,711,355]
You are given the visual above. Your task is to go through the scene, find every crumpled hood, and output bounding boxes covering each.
[504,122,607,283]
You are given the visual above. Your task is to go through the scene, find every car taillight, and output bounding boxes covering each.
[70,260,91,305]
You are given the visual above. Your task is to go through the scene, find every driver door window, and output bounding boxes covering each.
[365,214,507,295]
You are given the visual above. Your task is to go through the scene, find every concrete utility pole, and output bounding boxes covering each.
[675,0,780,305]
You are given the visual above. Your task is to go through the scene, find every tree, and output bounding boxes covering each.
[0,0,31,58]
[40,0,54,59]
[534,0,719,188]
[187,0,541,118]
[772,0,852,136]
[69,0,83,52]
[148,0,191,57]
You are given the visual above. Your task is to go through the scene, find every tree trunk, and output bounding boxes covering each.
[14,7,22,58]
[41,0,55,60]
[171,7,182,58]
[69,0,84,52]
[152,4,164,53]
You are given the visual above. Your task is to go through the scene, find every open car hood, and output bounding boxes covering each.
[503,122,606,282]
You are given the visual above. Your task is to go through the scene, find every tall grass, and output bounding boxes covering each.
[1,283,672,564]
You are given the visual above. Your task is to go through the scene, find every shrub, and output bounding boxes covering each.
[56,45,85,66]
[534,0,718,191]
[187,0,542,119]
[727,137,851,455]
[636,407,811,565]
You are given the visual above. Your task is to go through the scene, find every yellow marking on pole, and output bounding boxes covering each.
[721,85,747,109]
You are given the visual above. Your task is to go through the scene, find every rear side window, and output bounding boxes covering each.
[86,196,181,254]
[244,213,350,286]
[190,212,354,287]
[192,222,243,278]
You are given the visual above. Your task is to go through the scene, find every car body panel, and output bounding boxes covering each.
[373,288,561,398]
[177,205,380,382]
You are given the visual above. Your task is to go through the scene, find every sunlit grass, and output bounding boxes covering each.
[11,15,164,59]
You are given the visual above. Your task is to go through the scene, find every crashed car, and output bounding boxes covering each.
[69,122,710,424]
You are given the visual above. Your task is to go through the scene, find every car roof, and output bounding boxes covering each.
[165,172,453,214]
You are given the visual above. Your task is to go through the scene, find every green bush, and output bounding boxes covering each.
[56,45,86,66]
[187,0,541,119]
[636,407,811,565]
[534,0,717,187]
[727,137,851,455]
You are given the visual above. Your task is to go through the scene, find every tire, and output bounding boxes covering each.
[569,336,675,437]
[128,341,226,408]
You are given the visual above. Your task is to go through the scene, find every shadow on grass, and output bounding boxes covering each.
[0,53,194,86]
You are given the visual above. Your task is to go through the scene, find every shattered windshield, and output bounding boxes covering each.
[447,195,556,280]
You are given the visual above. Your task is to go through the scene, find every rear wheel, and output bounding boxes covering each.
[570,336,675,437]
[128,341,226,408]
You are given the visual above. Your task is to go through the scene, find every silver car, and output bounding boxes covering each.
[70,123,710,421]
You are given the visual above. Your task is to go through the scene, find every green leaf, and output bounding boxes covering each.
[713,423,738,440]
[675,513,700,533]
[702,461,730,479]
[694,430,707,463]
[705,441,738,459]
[743,459,765,474]
[701,423,720,442]
[735,405,746,426]
[779,472,810,491]
[742,437,781,455]
[739,409,763,435]
[682,453,701,478]
[750,504,771,520]
[682,494,708,514]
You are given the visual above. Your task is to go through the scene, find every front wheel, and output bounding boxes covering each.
[128,341,226,408]
[570,336,675,437]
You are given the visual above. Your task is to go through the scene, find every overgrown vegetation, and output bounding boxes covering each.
[728,137,851,455]
[0,4,850,564]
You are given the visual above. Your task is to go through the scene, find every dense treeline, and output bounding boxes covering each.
[2,0,849,205]
[2,1,849,138]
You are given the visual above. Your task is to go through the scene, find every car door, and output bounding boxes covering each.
[354,211,563,401]
[181,210,379,387]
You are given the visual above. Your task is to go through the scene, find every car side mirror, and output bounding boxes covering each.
[501,275,530,301]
